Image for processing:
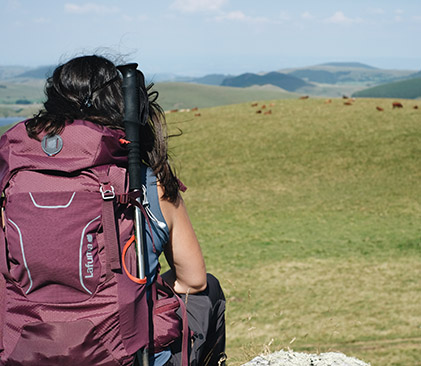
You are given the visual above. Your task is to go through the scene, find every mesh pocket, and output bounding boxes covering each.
[5,191,104,303]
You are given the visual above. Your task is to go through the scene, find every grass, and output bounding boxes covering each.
[0,79,45,104]
[0,103,41,119]
[164,97,421,365]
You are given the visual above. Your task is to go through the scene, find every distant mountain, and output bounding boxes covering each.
[352,77,421,99]
[282,63,415,86]
[408,70,421,79]
[148,73,229,86]
[319,62,378,69]
[146,73,195,83]
[221,72,312,92]
[190,74,229,86]
[288,69,351,84]
[0,66,32,80]
[17,66,55,79]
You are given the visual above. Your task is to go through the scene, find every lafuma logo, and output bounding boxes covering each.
[85,234,94,278]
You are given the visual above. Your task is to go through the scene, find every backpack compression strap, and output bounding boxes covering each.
[0,196,8,277]
[92,166,121,276]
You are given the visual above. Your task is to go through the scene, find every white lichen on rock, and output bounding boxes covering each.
[242,350,370,366]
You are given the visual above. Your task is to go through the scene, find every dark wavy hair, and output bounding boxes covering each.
[25,55,179,202]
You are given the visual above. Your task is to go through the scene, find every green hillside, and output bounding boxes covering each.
[321,62,378,69]
[154,82,296,110]
[0,79,45,104]
[282,64,414,85]
[16,65,54,79]
[353,77,421,99]
[0,66,31,79]
[164,98,421,365]
[221,72,312,91]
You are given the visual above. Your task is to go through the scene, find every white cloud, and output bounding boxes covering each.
[33,17,51,24]
[393,9,404,22]
[6,0,21,10]
[301,11,315,20]
[64,3,120,15]
[120,14,148,23]
[367,8,385,15]
[214,11,270,23]
[325,11,363,25]
[171,0,227,13]
[279,11,291,21]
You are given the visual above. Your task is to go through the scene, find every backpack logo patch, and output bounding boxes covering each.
[41,135,63,156]
[85,234,94,278]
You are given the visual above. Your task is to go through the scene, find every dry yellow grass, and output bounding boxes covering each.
[222,257,421,365]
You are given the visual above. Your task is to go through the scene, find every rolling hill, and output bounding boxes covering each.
[320,62,378,69]
[1,61,420,118]
[281,62,415,85]
[221,72,312,92]
[16,66,54,79]
[0,66,31,80]
[155,82,296,110]
[352,77,421,99]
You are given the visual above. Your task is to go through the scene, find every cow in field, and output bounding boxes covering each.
[376,106,384,111]
[392,102,403,108]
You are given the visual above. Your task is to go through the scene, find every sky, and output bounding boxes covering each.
[1,0,421,77]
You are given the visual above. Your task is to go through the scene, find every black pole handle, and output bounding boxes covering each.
[117,63,145,191]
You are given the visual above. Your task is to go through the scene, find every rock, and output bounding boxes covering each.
[242,350,370,366]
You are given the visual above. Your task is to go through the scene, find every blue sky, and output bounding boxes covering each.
[1,0,420,76]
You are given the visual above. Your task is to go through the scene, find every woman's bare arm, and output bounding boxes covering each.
[158,184,207,294]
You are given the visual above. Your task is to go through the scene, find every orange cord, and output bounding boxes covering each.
[122,235,147,284]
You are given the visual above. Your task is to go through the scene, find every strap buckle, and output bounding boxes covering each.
[100,183,115,200]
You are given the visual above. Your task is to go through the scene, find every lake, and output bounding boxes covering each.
[0,116,27,127]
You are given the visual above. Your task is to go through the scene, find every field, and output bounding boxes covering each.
[164,98,421,365]
[1,97,420,365]
[0,78,44,104]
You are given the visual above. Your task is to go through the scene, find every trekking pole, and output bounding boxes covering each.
[117,63,150,366]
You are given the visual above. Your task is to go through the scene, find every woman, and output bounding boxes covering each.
[0,55,226,366]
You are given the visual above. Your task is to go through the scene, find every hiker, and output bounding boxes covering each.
[0,55,226,366]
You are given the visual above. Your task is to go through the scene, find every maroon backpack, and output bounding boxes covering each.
[0,120,186,366]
